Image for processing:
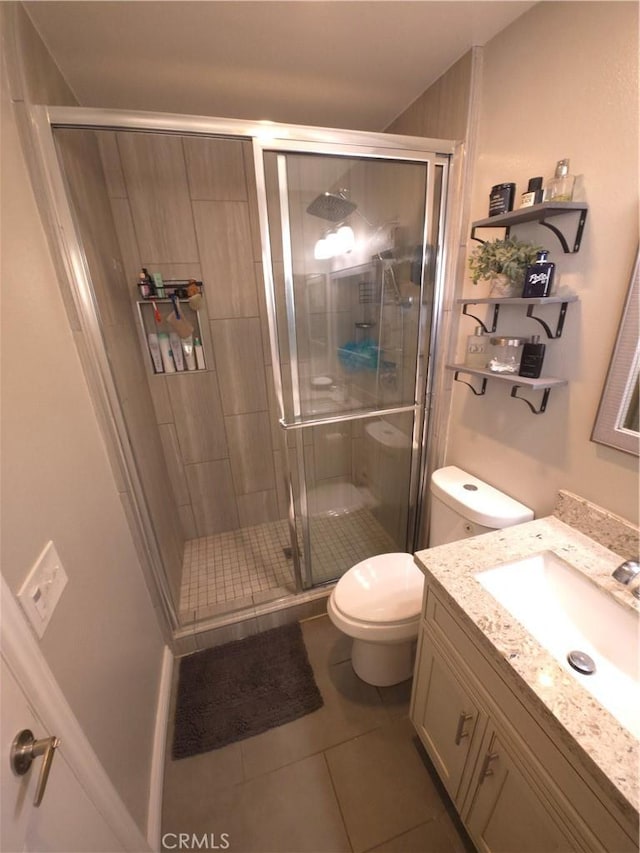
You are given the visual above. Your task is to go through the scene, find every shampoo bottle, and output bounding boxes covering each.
[519,335,546,378]
[194,337,206,370]
[182,335,196,371]
[169,332,185,371]
[158,333,175,373]
[147,333,164,373]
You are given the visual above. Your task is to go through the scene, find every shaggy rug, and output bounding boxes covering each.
[172,622,323,759]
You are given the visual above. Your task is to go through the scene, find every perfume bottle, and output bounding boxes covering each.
[522,251,555,298]
[544,159,575,202]
[519,177,544,208]
[519,335,546,379]
[464,326,488,369]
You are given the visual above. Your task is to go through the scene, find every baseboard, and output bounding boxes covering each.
[147,645,174,851]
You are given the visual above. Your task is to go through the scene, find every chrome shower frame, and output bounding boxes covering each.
[25,103,461,636]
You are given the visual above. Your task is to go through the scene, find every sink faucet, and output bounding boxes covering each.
[612,560,640,599]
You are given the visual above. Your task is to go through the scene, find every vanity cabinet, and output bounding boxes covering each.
[464,727,574,853]
[412,631,486,802]
[411,585,638,853]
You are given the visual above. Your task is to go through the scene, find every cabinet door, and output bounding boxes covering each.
[411,629,485,803]
[464,730,575,853]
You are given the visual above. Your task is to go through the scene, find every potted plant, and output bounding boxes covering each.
[468,237,543,296]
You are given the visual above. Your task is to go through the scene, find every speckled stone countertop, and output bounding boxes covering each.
[414,515,639,825]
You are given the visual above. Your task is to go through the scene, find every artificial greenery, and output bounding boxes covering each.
[468,237,544,285]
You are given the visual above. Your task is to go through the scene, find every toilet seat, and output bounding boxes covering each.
[328,553,424,645]
[333,553,424,624]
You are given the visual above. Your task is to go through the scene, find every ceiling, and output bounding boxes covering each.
[25,1,534,131]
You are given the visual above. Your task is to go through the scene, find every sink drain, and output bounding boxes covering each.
[567,650,596,675]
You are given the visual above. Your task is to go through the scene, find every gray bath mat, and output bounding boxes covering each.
[172,622,323,759]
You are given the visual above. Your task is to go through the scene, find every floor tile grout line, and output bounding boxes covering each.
[358,815,444,853]
[321,749,355,853]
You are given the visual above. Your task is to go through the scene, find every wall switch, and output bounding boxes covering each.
[18,541,68,638]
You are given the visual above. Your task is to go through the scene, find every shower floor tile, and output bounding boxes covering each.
[178,509,399,625]
[179,519,295,624]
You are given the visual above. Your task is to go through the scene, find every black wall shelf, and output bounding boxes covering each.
[457,294,578,338]
[470,202,588,253]
[447,364,567,415]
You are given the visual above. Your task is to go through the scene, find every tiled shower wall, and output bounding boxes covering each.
[55,129,185,605]
[98,133,290,538]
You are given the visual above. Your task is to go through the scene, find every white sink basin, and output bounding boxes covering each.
[475,551,640,739]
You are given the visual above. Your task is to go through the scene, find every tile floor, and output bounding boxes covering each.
[179,511,397,625]
[162,615,475,853]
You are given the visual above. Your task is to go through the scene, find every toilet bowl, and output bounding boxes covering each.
[327,553,424,686]
[327,466,534,687]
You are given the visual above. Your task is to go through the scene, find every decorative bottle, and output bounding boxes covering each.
[522,251,555,298]
[519,335,546,379]
[464,326,488,369]
[544,159,575,202]
[519,177,544,208]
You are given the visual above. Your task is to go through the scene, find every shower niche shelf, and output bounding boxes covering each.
[446,364,567,415]
[136,299,206,375]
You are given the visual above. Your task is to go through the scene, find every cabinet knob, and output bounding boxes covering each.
[454,711,474,745]
[479,750,499,781]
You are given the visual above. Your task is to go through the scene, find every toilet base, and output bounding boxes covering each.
[351,637,416,687]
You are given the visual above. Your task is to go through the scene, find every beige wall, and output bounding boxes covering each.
[448,1,639,524]
[386,49,474,141]
[1,4,165,830]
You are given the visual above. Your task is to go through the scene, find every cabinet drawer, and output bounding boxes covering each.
[422,585,638,851]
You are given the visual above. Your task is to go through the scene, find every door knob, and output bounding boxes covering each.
[11,728,60,806]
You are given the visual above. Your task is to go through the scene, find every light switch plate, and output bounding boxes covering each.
[18,541,68,638]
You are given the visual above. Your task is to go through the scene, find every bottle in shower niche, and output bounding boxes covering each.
[522,250,555,297]
[158,332,175,373]
[519,335,546,379]
[464,326,488,369]
[544,159,575,202]
[147,333,164,373]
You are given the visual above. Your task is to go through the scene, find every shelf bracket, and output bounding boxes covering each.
[525,301,569,338]
[462,303,500,333]
[510,385,551,414]
[454,371,487,396]
[539,208,587,254]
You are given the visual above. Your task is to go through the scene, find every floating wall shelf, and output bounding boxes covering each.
[470,202,588,253]
[458,294,579,338]
[447,364,567,415]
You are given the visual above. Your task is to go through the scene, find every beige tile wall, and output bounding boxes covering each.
[100,131,285,538]
[55,128,185,607]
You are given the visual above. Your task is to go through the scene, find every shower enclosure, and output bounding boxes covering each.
[31,107,454,637]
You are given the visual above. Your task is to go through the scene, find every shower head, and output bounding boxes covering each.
[306,191,357,222]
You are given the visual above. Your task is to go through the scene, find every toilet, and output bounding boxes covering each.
[327,466,534,686]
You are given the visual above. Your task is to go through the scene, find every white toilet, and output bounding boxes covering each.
[327,466,534,686]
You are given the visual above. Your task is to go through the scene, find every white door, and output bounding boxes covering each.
[1,656,125,853]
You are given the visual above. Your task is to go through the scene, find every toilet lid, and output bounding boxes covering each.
[334,553,424,623]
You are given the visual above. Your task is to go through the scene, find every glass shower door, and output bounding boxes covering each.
[258,145,445,589]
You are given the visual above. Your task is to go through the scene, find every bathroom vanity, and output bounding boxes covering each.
[411,512,639,852]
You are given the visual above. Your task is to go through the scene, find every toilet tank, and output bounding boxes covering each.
[429,466,534,547]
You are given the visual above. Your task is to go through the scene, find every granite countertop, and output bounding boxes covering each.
[414,515,639,823]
